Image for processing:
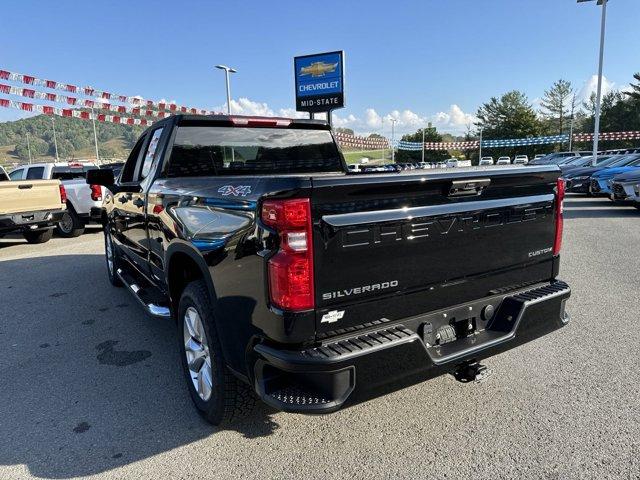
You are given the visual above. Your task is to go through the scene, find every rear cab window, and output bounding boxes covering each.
[165,125,343,177]
[26,166,45,180]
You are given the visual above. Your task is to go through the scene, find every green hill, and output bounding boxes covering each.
[0,114,144,168]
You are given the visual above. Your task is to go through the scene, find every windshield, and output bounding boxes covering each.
[608,155,640,167]
[167,126,342,177]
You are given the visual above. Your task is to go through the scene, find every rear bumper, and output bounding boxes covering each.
[253,281,571,413]
[0,209,65,234]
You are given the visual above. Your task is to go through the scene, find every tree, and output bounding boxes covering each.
[368,133,383,139]
[540,79,574,135]
[623,72,640,102]
[395,125,449,163]
[476,90,544,158]
[334,127,354,136]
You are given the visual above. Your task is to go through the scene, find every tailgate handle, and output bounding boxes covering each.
[18,184,33,189]
[448,178,490,197]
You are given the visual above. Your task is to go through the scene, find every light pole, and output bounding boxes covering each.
[478,127,483,163]
[51,116,59,161]
[215,65,237,115]
[568,93,576,152]
[578,0,609,158]
[390,118,397,163]
[421,126,426,163]
[26,131,32,164]
[91,107,100,164]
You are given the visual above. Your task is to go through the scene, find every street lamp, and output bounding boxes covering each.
[390,118,397,163]
[215,65,237,115]
[578,0,609,158]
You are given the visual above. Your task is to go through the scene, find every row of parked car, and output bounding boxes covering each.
[0,161,123,243]
[529,148,640,208]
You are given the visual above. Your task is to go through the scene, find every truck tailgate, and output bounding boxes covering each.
[0,180,62,215]
[311,167,561,335]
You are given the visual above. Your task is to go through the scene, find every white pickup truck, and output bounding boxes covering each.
[8,162,105,237]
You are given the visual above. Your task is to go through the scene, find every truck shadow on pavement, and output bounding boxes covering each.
[0,253,279,479]
[563,198,639,219]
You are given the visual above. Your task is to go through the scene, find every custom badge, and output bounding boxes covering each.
[218,185,252,197]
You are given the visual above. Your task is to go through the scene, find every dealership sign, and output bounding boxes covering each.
[294,51,344,113]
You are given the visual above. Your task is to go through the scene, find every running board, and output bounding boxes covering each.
[116,268,171,318]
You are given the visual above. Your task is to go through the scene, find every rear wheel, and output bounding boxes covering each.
[56,208,85,238]
[105,228,122,287]
[177,280,255,425]
[23,228,53,244]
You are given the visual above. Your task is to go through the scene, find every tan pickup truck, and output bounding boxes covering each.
[0,166,67,244]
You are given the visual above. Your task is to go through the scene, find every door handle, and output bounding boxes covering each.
[133,198,145,208]
[118,196,128,204]
[18,184,33,189]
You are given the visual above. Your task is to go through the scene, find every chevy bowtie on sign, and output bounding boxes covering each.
[294,51,345,113]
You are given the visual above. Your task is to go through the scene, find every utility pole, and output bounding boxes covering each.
[390,118,397,163]
[478,127,483,163]
[26,131,32,164]
[421,126,426,163]
[51,116,59,162]
[90,107,100,164]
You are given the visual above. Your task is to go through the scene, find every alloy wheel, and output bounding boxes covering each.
[183,306,213,401]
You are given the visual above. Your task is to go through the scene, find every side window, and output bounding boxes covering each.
[120,135,147,183]
[139,127,164,180]
[9,169,24,180]
[26,167,45,180]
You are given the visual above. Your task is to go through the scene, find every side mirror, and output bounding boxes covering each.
[86,168,114,187]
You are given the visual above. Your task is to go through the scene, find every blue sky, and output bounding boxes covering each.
[1,0,639,135]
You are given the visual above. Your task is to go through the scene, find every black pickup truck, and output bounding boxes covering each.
[87,114,571,425]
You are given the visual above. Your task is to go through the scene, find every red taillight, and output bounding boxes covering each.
[261,198,314,311]
[553,178,565,256]
[90,184,102,201]
[59,184,67,204]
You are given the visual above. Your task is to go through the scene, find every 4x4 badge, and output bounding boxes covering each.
[218,185,252,197]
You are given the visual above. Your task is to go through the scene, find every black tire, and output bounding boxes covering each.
[23,228,53,244]
[634,204,640,210]
[104,228,123,287]
[177,280,255,426]
[55,207,85,238]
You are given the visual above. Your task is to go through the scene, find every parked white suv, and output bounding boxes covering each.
[9,162,103,237]
[514,155,529,165]
[479,156,494,166]
[496,156,511,165]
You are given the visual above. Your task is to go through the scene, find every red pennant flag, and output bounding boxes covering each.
[0,98,9,107]
[22,88,35,98]
[98,114,106,122]
[22,75,35,84]
[126,118,134,125]
[0,84,9,94]
[158,103,165,110]
[0,71,9,80]
[66,84,77,93]
[43,106,54,115]
[113,116,120,124]
[169,104,177,111]
[67,97,77,105]
[102,92,111,99]
[132,108,140,116]
[46,80,57,89]
[62,109,72,117]
[118,95,127,103]
[85,100,94,108]
[45,93,56,101]
[80,111,90,119]
[117,106,126,113]
[20,102,33,111]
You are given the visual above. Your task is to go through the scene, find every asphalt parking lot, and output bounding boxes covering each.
[0,195,639,480]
